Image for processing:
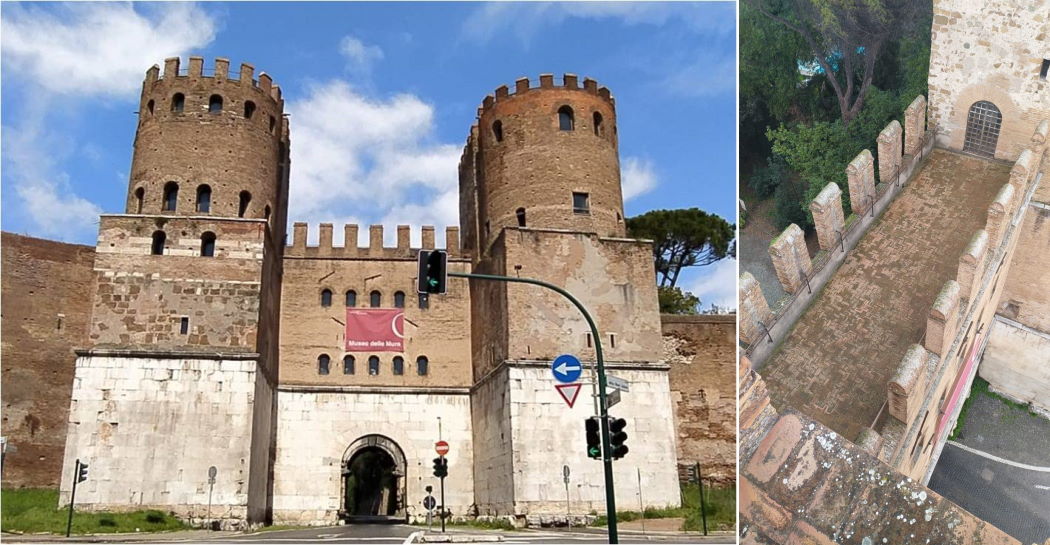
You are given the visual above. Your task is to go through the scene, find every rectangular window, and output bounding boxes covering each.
[609,333,616,348]
[572,192,590,214]
[1041,59,1049,80]
[180,317,189,335]
[56,313,65,331]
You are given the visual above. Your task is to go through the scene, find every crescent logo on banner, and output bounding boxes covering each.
[346,308,405,352]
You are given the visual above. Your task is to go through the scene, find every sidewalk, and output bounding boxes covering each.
[0,529,240,543]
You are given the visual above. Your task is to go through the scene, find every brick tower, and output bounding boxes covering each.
[460,74,681,516]
[59,57,289,528]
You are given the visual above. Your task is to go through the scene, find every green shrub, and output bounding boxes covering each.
[747,156,789,199]
[773,180,809,230]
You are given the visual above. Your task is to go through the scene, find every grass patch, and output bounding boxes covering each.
[591,484,735,532]
[1,489,188,535]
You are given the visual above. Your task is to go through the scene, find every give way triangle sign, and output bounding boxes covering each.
[555,383,582,408]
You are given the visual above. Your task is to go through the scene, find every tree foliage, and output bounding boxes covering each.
[657,286,701,315]
[626,208,734,288]
[744,0,928,126]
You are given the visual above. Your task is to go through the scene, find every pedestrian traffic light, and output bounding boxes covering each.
[77,461,89,483]
[417,250,447,295]
[585,417,601,459]
[432,457,448,478]
[609,417,628,459]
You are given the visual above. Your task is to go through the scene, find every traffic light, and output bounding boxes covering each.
[585,417,601,459]
[417,250,448,295]
[432,457,448,478]
[609,417,628,459]
[77,461,89,483]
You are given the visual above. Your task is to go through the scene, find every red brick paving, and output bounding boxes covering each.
[759,150,1011,441]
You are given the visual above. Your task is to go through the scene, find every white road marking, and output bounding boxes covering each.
[1035,484,1050,491]
[403,530,423,545]
[947,441,1050,472]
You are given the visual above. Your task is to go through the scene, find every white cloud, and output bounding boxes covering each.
[1,3,216,97]
[621,157,657,201]
[462,2,734,44]
[339,36,384,71]
[684,257,738,310]
[1,3,217,241]
[2,114,102,241]
[287,80,461,243]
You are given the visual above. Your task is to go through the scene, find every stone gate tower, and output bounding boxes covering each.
[59,57,289,527]
[461,74,681,516]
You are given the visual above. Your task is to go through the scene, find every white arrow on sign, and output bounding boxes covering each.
[555,361,582,376]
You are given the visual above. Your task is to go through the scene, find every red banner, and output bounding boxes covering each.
[345,308,405,352]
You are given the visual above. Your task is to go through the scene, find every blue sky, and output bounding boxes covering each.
[0,1,737,307]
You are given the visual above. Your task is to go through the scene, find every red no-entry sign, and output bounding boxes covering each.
[435,440,449,456]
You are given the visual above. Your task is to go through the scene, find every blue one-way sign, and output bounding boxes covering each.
[551,354,583,383]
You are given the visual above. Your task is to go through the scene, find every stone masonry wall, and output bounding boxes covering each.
[59,355,263,528]
[999,204,1050,334]
[846,149,876,215]
[506,364,681,516]
[878,120,904,184]
[661,314,736,487]
[271,389,474,525]
[739,272,772,345]
[1,233,95,488]
[927,0,1050,160]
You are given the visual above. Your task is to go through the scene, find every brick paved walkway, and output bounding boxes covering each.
[759,150,1011,441]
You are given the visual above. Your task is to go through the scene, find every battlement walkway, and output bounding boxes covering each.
[759,149,1011,441]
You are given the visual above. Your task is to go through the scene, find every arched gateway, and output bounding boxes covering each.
[963,100,1002,158]
[339,435,408,523]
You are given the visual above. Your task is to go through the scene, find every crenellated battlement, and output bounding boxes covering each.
[474,73,614,119]
[285,223,465,259]
[146,56,284,104]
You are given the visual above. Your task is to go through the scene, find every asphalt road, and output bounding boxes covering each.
[201,524,732,545]
[927,391,1050,545]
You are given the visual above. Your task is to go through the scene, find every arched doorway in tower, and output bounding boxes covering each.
[963,100,1002,158]
[340,434,407,523]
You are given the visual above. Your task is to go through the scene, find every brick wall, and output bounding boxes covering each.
[1,232,95,487]
[661,314,736,487]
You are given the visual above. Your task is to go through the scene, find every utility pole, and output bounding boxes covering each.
[438,417,446,533]
[448,271,620,543]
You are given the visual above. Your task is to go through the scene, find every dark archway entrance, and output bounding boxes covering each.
[963,100,1002,158]
[340,435,407,523]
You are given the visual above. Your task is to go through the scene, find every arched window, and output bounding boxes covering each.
[343,355,355,375]
[244,100,256,119]
[321,289,333,307]
[209,95,223,114]
[318,354,330,375]
[151,231,166,255]
[394,291,406,308]
[370,290,381,308]
[196,184,211,213]
[162,182,178,211]
[171,93,184,113]
[593,112,603,137]
[368,355,380,375]
[134,187,145,213]
[558,106,574,131]
[393,356,404,376]
[516,207,526,227]
[417,356,429,376]
[200,232,216,257]
[269,115,277,134]
[146,100,155,116]
[346,290,357,307]
[238,191,251,218]
[493,120,504,142]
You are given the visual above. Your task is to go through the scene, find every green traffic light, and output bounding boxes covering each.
[428,278,438,287]
[588,446,601,457]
